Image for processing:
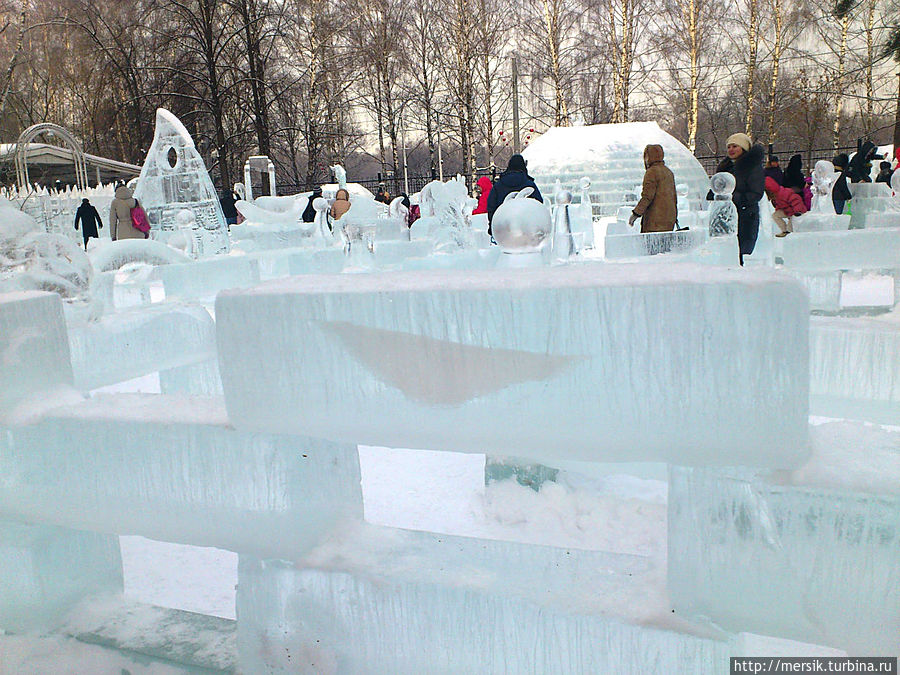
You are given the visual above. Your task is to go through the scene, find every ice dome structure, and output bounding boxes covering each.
[522,122,710,216]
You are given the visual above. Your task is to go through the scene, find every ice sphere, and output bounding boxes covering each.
[0,520,122,632]
[604,228,707,259]
[708,172,738,237]
[67,302,216,391]
[150,255,260,300]
[217,265,810,468]
[236,525,732,674]
[0,291,74,415]
[0,395,362,558]
[809,316,900,423]
[133,109,230,256]
[668,423,900,655]
[780,229,900,269]
[492,189,552,254]
[523,122,710,217]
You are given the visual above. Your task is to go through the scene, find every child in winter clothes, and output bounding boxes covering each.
[765,176,807,237]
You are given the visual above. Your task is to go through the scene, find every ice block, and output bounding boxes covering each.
[217,265,810,467]
[0,395,362,558]
[151,255,260,299]
[604,229,707,259]
[780,229,900,269]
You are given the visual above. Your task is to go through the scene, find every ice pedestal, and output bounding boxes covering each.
[67,302,217,391]
[0,291,74,417]
[0,395,362,558]
[0,520,122,632]
[217,265,809,467]
[667,427,900,655]
[604,229,707,259]
[809,316,900,423]
[151,255,260,299]
[236,525,731,674]
[780,229,900,269]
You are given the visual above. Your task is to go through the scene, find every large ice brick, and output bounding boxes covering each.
[67,302,217,390]
[0,520,122,632]
[0,291,73,411]
[217,265,809,467]
[236,525,731,674]
[604,228,707,259]
[151,255,260,299]
[0,395,361,558]
[809,316,900,423]
[780,229,900,269]
[668,424,900,655]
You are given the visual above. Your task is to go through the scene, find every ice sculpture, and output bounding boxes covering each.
[331,164,347,190]
[216,264,810,467]
[811,160,837,214]
[492,187,552,258]
[550,188,579,264]
[133,108,230,257]
[234,195,306,226]
[88,239,191,272]
[577,176,596,247]
[522,122,710,217]
[417,176,477,251]
[708,172,737,237]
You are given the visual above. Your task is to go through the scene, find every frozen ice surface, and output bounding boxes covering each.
[0,395,362,558]
[667,423,900,655]
[217,264,810,467]
[236,524,731,675]
[286,247,346,275]
[0,520,122,632]
[522,123,710,217]
[791,212,851,232]
[150,255,260,300]
[809,316,900,423]
[604,228,707,259]
[374,239,433,264]
[67,302,216,391]
[133,109,230,256]
[88,239,192,272]
[158,359,223,396]
[780,229,900,269]
[400,248,500,270]
[0,291,74,414]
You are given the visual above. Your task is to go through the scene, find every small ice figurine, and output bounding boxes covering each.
[811,160,837,214]
[708,172,737,237]
[551,188,575,264]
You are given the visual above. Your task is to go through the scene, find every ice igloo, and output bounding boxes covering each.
[522,122,710,217]
[133,109,230,257]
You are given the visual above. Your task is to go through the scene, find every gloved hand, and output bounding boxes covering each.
[628,212,639,227]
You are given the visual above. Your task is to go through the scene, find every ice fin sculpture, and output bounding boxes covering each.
[811,161,837,214]
[133,108,230,257]
[708,172,738,237]
[331,164,347,190]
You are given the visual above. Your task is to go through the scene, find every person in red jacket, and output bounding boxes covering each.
[765,176,807,237]
[472,175,492,215]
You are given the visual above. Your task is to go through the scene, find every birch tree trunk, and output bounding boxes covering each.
[744,0,759,134]
[765,0,783,143]
[832,13,850,150]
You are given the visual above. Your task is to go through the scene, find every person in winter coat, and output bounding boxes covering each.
[847,141,877,183]
[219,189,239,226]
[302,187,322,223]
[765,176,807,237]
[628,144,677,233]
[472,175,493,215]
[711,133,765,265]
[875,161,894,185]
[782,154,812,211]
[109,185,144,241]
[73,198,103,250]
[832,153,852,214]
[330,188,351,221]
[485,154,543,237]
[764,155,784,185]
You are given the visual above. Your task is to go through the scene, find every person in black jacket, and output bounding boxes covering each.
[847,141,878,183]
[485,154,544,238]
[875,161,894,185]
[712,133,764,265]
[73,198,103,250]
[832,153,852,214]
[219,189,239,227]
[302,187,322,223]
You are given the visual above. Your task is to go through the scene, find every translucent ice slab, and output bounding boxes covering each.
[0,291,73,412]
[230,225,319,251]
[0,395,362,558]
[859,211,900,229]
[374,239,433,264]
[604,229,707,259]
[67,303,216,390]
[400,248,500,270]
[790,213,851,232]
[150,255,260,299]
[236,524,731,674]
[809,316,900,423]
[286,248,346,275]
[668,424,900,655]
[780,229,900,269]
[0,520,122,632]
[217,265,810,467]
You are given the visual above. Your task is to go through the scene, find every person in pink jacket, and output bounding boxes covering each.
[765,176,807,237]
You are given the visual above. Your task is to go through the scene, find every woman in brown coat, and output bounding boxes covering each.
[330,188,351,221]
[629,144,677,233]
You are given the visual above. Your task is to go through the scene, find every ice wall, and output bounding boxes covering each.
[217,264,810,467]
[0,395,362,559]
[236,525,731,674]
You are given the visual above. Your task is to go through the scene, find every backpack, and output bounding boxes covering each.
[130,199,151,234]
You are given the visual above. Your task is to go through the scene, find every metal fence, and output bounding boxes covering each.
[695,145,859,174]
